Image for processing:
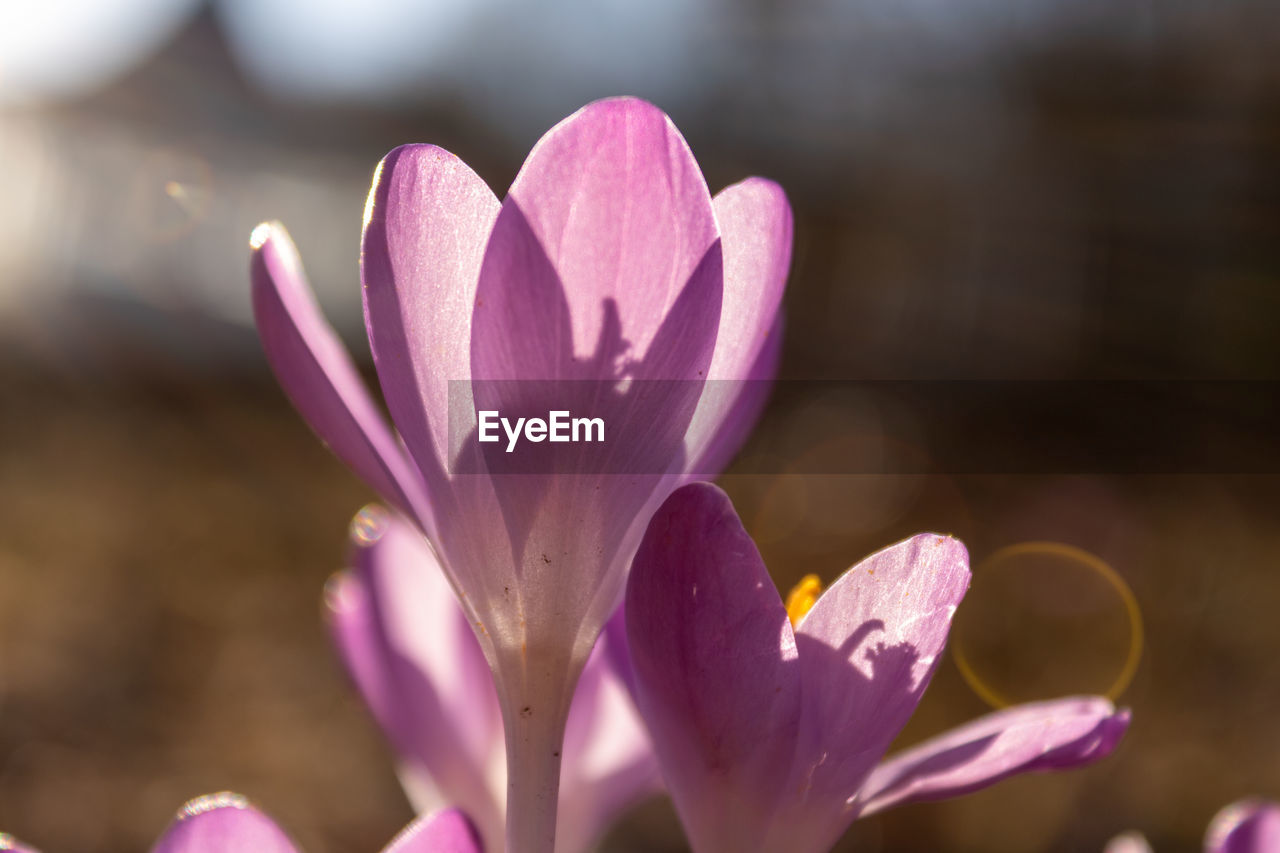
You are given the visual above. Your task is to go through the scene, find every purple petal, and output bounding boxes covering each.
[0,832,40,852]
[558,627,661,853]
[249,222,429,526]
[1205,800,1280,853]
[325,568,398,758]
[326,507,503,845]
[380,809,485,853]
[360,144,500,512]
[687,312,784,477]
[708,178,791,381]
[685,178,792,475]
[466,97,725,657]
[773,534,970,852]
[150,793,297,853]
[626,483,800,853]
[600,602,637,698]
[473,97,720,381]
[855,696,1130,817]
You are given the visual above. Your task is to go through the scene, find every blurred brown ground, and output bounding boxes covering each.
[2,3,1280,851]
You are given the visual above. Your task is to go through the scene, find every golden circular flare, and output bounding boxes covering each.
[951,541,1143,708]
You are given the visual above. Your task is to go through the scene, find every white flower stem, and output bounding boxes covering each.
[500,646,575,853]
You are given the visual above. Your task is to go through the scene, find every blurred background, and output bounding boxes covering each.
[1,0,1279,850]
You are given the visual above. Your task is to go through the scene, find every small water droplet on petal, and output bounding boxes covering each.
[350,504,389,545]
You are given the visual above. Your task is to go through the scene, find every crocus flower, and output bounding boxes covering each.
[626,482,1131,853]
[250,96,789,851]
[1106,799,1280,853]
[325,505,659,853]
[2,792,482,853]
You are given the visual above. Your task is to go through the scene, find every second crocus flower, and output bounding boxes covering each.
[626,482,1131,853]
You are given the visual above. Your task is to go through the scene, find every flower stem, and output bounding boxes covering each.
[501,648,575,853]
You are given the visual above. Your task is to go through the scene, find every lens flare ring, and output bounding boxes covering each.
[951,541,1143,709]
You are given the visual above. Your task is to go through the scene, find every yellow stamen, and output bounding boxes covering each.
[785,574,824,627]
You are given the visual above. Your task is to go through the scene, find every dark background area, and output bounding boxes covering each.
[1,1,1278,850]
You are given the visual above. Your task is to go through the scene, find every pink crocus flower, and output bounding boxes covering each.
[1106,799,1280,853]
[249,96,790,852]
[625,482,1131,853]
[2,793,482,853]
[325,506,659,853]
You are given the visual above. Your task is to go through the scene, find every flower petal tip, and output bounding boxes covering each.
[1206,799,1280,853]
[174,791,251,820]
[382,808,485,853]
[362,143,477,234]
[152,792,297,853]
[571,95,666,121]
[1104,831,1154,853]
[249,220,286,251]
[1093,707,1132,759]
[714,175,791,208]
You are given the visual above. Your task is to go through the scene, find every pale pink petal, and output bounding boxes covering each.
[1205,800,1280,853]
[600,602,636,698]
[558,629,660,853]
[770,534,970,853]
[249,222,428,525]
[326,507,503,846]
[380,809,484,853]
[474,96,720,378]
[360,144,501,516]
[466,97,725,660]
[685,178,792,474]
[325,569,397,757]
[627,483,800,853]
[687,312,784,477]
[150,793,297,853]
[856,696,1130,816]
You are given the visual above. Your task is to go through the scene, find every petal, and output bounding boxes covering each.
[600,602,636,698]
[381,809,485,853]
[325,568,398,760]
[473,96,721,379]
[626,483,800,853]
[465,97,725,660]
[326,507,503,846]
[558,626,661,853]
[1205,800,1280,853]
[150,793,297,853]
[773,534,970,852]
[360,144,501,499]
[249,221,429,526]
[855,696,1130,817]
[687,312,784,477]
[708,178,791,381]
[685,178,792,475]
[1104,832,1154,853]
